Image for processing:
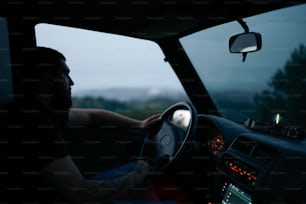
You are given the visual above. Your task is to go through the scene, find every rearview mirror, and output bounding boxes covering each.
[229,32,262,53]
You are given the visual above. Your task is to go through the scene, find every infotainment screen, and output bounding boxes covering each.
[221,183,252,204]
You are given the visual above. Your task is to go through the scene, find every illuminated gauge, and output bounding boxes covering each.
[207,135,224,155]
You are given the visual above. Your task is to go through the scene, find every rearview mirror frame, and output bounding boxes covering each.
[229,32,262,53]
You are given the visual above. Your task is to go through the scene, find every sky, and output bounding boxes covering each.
[35,24,184,94]
[180,3,306,93]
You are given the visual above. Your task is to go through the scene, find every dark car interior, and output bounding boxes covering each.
[1,1,306,204]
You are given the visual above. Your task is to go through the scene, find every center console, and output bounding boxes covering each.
[221,183,252,204]
[213,134,279,204]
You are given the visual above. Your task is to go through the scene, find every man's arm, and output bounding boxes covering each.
[68,108,161,129]
[41,155,151,204]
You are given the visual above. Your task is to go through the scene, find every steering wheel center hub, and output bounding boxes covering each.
[160,135,171,147]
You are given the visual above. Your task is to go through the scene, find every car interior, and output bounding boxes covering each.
[1,0,306,204]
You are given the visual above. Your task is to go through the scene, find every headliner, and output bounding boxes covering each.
[1,0,303,41]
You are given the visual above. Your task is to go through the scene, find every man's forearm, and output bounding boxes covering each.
[78,170,139,203]
[68,108,142,128]
[75,160,150,204]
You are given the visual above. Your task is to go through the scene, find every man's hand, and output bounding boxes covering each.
[140,114,162,130]
[132,160,152,184]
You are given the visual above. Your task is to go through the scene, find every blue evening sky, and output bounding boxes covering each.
[35,24,184,94]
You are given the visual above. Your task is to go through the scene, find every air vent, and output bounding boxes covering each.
[251,144,278,165]
[231,136,257,155]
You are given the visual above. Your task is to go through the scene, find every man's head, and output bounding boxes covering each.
[14,47,74,112]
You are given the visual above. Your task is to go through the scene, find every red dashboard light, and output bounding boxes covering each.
[230,166,240,173]
[226,160,257,181]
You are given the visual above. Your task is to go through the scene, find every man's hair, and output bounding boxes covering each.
[13,46,66,95]
[22,46,66,72]
[27,46,66,62]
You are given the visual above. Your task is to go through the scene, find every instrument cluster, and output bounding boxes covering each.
[196,116,225,157]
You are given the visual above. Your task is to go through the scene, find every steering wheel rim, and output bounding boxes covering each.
[140,101,198,169]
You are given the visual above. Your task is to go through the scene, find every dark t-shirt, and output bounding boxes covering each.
[0,104,68,203]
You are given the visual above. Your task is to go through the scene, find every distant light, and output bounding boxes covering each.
[275,113,280,124]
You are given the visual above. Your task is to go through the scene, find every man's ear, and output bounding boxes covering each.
[41,70,55,90]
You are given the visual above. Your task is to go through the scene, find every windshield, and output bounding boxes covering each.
[180,3,306,129]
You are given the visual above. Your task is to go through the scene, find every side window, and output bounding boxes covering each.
[0,17,13,107]
[35,23,188,119]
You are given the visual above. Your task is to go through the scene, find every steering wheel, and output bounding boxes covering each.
[140,101,198,169]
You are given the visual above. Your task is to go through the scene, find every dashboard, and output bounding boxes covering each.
[193,114,306,204]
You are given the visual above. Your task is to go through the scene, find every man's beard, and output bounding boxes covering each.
[52,96,72,125]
